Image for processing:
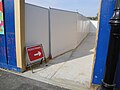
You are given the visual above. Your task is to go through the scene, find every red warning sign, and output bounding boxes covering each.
[27,45,44,63]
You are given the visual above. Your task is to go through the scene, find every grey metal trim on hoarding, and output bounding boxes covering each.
[48,7,52,58]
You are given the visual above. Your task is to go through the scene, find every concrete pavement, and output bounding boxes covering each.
[20,32,96,90]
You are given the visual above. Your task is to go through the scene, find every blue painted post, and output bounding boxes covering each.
[0,0,21,72]
[0,0,7,65]
[0,36,7,64]
[93,0,115,85]
[3,0,17,66]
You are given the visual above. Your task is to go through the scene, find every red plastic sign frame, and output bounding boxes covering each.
[26,45,45,64]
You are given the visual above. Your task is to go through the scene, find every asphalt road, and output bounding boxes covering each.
[0,69,68,90]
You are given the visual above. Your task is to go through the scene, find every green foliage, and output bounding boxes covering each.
[87,13,98,20]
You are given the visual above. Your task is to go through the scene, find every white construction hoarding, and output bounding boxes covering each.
[76,13,90,45]
[50,8,78,58]
[25,4,50,58]
[90,20,98,33]
[50,8,90,58]
[25,3,91,59]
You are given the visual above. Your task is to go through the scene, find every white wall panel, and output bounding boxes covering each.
[90,20,98,33]
[76,13,90,47]
[50,9,90,58]
[50,9,78,58]
[25,4,49,58]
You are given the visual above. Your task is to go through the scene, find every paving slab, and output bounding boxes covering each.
[52,54,94,87]
[51,33,96,88]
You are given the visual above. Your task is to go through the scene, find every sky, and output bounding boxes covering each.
[25,0,100,17]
